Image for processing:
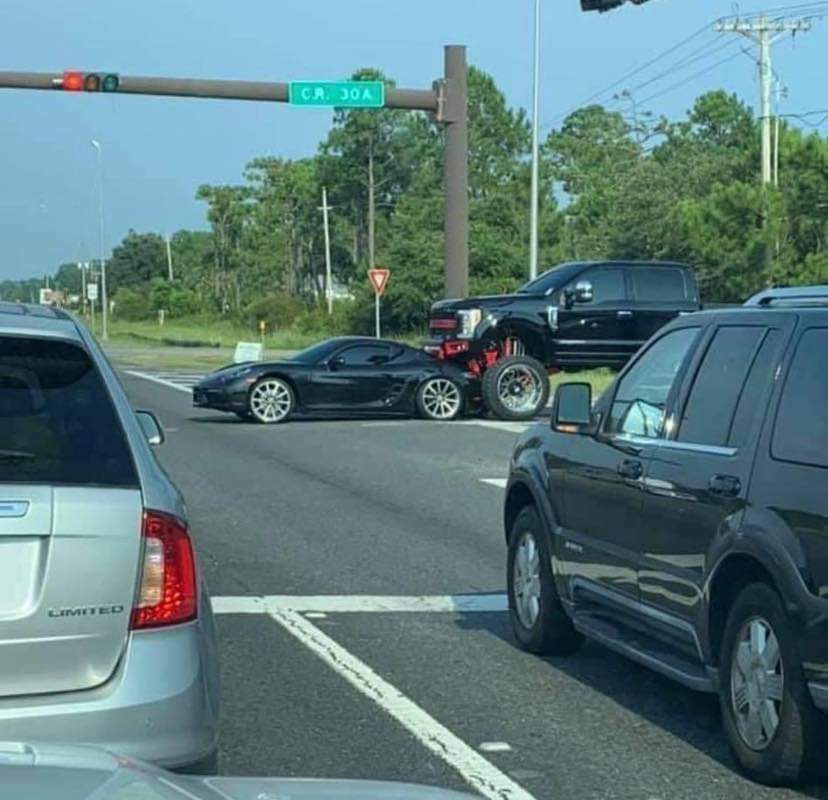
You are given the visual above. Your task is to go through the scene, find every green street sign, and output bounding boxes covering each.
[289,81,385,108]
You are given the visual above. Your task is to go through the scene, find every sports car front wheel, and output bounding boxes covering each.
[248,377,295,424]
[416,377,463,421]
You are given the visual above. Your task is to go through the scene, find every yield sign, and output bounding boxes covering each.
[368,268,390,296]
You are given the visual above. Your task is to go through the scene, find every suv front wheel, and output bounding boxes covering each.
[719,582,821,785]
[507,506,582,655]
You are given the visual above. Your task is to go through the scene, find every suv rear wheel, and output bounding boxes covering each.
[507,505,582,655]
[719,583,821,785]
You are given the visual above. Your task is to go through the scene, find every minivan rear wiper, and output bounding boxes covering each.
[0,449,36,462]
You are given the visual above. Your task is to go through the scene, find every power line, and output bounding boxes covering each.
[636,49,747,107]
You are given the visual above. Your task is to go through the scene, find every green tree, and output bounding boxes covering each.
[107,231,168,292]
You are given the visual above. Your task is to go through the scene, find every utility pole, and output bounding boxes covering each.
[166,234,174,281]
[90,139,108,340]
[443,45,469,298]
[773,79,787,187]
[716,14,812,185]
[320,186,334,315]
[79,261,86,315]
[529,0,541,282]
[367,137,376,271]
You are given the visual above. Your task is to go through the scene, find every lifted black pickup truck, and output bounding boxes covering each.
[428,260,700,371]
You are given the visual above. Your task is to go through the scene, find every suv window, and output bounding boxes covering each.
[564,267,626,306]
[678,326,767,448]
[630,267,695,303]
[338,344,391,366]
[0,337,138,487]
[607,327,699,438]
[772,328,828,468]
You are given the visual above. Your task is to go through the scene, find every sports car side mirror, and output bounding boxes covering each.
[328,355,346,371]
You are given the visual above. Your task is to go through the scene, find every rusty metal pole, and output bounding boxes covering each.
[443,46,469,299]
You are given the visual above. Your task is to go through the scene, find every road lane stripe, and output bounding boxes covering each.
[211,594,507,614]
[480,478,508,489]
[271,609,535,800]
[460,420,530,434]
[124,370,192,394]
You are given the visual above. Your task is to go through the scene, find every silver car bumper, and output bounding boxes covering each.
[0,613,220,769]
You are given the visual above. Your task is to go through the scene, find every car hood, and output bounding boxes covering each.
[199,361,297,386]
[430,294,536,314]
[0,743,479,800]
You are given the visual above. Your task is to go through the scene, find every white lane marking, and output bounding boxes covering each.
[480,478,508,489]
[125,370,192,394]
[211,594,507,615]
[304,612,328,619]
[460,420,531,435]
[271,609,535,800]
[479,742,513,753]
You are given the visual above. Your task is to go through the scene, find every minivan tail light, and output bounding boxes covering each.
[131,510,197,630]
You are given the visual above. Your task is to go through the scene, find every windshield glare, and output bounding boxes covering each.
[518,264,581,294]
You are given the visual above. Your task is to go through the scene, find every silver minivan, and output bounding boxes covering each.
[0,302,219,769]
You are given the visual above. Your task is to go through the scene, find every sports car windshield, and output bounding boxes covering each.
[290,340,344,364]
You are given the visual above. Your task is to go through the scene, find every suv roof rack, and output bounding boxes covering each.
[744,285,828,308]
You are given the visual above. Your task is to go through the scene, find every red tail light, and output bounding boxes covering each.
[131,510,197,630]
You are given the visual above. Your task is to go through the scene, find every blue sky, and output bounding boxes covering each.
[1,0,825,281]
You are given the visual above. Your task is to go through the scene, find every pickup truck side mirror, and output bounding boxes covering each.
[564,280,594,309]
[551,382,594,435]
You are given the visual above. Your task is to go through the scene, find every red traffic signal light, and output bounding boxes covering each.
[58,71,119,92]
[62,71,84,91]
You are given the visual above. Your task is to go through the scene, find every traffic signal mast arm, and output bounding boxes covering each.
[0,71,438,111]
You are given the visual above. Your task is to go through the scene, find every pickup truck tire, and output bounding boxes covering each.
[482,355,550,421]
[719,583,821,785]
[507,505,582,655]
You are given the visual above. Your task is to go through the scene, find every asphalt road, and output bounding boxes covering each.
[123,370,828,800]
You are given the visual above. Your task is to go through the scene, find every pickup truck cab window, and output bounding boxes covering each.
[559,266,627,307]
[606,327,699,438]
[630,266,697,303]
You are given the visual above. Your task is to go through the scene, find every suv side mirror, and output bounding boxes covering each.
[136,410,165,446]
[552,382,593,434]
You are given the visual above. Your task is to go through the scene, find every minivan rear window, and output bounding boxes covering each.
[0,337,138,487]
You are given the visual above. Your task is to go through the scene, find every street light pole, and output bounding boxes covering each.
[91,139,108,340]
[529,0,541,282]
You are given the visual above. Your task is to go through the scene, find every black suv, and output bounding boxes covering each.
[504,289,828,785]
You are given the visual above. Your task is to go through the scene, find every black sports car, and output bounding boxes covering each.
[193,336,482,424]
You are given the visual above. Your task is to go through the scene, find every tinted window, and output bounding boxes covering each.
[518,263,584,294]
[607,327,699,438]
[773,328,828,468]
[566,267,626,306]
[0,337,137,486]
[678,327,765,447]
[291,339,345,364]
[630,267,694,303]
[339,345,391,366]
[728,331,782,448]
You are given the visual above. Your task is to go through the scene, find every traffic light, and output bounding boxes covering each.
[59,71,119,92]
[581,0,653,11]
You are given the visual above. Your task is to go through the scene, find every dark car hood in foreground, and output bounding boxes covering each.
[430,293,536,314]
[0,743,479,800]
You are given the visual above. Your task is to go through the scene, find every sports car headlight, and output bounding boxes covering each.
[457,308,483,339]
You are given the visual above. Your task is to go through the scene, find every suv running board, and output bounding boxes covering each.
[573,612,718,693]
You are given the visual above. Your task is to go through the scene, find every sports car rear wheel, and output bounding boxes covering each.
[248,377,294,424]
[416,377,463,421]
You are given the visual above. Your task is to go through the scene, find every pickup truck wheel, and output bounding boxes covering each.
[507,506,581,655]
[482,355,550,421]
[719,583,821,785]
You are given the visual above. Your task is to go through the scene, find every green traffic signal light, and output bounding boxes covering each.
[101,73,119,92]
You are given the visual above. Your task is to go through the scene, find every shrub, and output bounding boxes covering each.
[113,287,151,320]
[244,293,304,331]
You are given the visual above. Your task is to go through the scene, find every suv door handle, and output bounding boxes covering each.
[616,310,633,318]
[617,459,643,480]
[709,474,741,497]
